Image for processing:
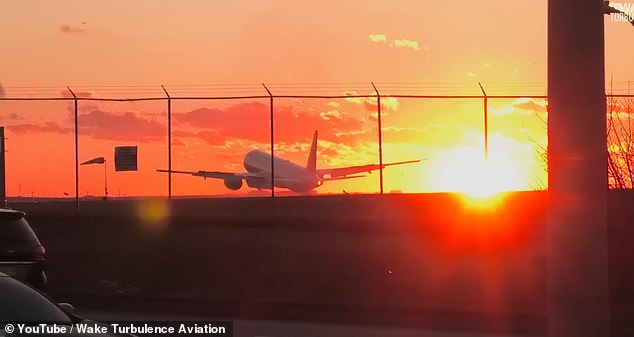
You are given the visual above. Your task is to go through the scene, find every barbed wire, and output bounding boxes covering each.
[1,81,633,99]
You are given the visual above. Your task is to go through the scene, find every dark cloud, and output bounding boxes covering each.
[8,122,73,135]
[61,90,95,118]
[173,101,369,145]
[0,83,5,98]
[79,109,166,142]
[8,113,23,120]
[171,138,186,147]
[60,24,86,34]
[0,112,25,122]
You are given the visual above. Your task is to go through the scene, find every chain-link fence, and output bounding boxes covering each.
[0,84,632,206]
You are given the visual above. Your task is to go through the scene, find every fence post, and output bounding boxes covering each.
[0,127,6,208]
[478,82,489,161]
[67,87,79,215]
[371,82,384,195]
[262,83,275,198]
[162,85,172,200]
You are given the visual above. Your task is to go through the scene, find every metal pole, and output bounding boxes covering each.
[0,127,6,208]
[162,85,172,199]
[478,82,488,160]
[548,1,609,336]
[262,83,275,198]
[371,82,384,195]
[104,159,108,200]
[68,87,79,214]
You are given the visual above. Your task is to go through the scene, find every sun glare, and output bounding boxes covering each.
[428,145,529,201]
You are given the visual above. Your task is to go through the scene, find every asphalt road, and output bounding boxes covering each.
[77,310,541,337]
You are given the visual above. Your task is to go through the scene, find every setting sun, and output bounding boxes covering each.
[428,142,530,199]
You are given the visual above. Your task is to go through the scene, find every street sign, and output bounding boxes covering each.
[114,146,138,171]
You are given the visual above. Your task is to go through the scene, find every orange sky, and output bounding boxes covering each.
[0,1,633,197]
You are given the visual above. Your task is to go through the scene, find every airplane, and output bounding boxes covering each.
[157,131,421,195]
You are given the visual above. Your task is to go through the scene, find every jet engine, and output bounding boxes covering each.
[224,177,243,190]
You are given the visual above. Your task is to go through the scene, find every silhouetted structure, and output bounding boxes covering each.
[548,1,610,336]
[0,127,5,207]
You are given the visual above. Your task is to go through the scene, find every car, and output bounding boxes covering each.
[0,272,76,324]
[0,272,136,337]
[0,208,47,291]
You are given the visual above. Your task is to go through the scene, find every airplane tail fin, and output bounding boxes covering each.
[306,130,318,173]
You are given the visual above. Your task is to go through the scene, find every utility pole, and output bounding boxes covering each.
[548,1,610,336]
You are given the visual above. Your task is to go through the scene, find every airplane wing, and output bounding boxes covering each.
[321,175,367,181]
[316,159,422,179]
[155,169,251,180]
[156,169,305,185]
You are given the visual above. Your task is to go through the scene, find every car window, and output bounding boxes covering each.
[0,219,39,245]
[0,277,71,323]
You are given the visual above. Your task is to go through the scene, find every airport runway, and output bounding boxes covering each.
[77,310,542,337]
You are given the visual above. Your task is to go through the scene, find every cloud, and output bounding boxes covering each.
[319,110,341,121]
[0,83,5,98]
[8,122,73,135]
[467,72,478,77]
[490,98,548,116]
[317,140,378,167]
[332,128,370,138]
[79,109,166,142]
[332,126,425,143]
[369,34,428,51]
[173,102,265,129]
[484,63,493,68]
[0,112,25,121]
[514,98,547,113]
[60,89,95,115]
[60,24,86,34]
[343,91,399,112]
[393,38,423,51]
[380,97,399,111]
[173,101,368,146]
[368,34,387,43]
[172,138,186,147]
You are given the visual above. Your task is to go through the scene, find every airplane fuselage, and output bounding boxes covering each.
[243,150,319,194]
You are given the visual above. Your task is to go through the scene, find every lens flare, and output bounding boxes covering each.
[136,199,170,231]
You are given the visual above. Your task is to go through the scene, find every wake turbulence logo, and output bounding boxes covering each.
[609,2,634,23]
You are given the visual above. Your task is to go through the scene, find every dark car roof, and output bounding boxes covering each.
[0,208,25,220]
